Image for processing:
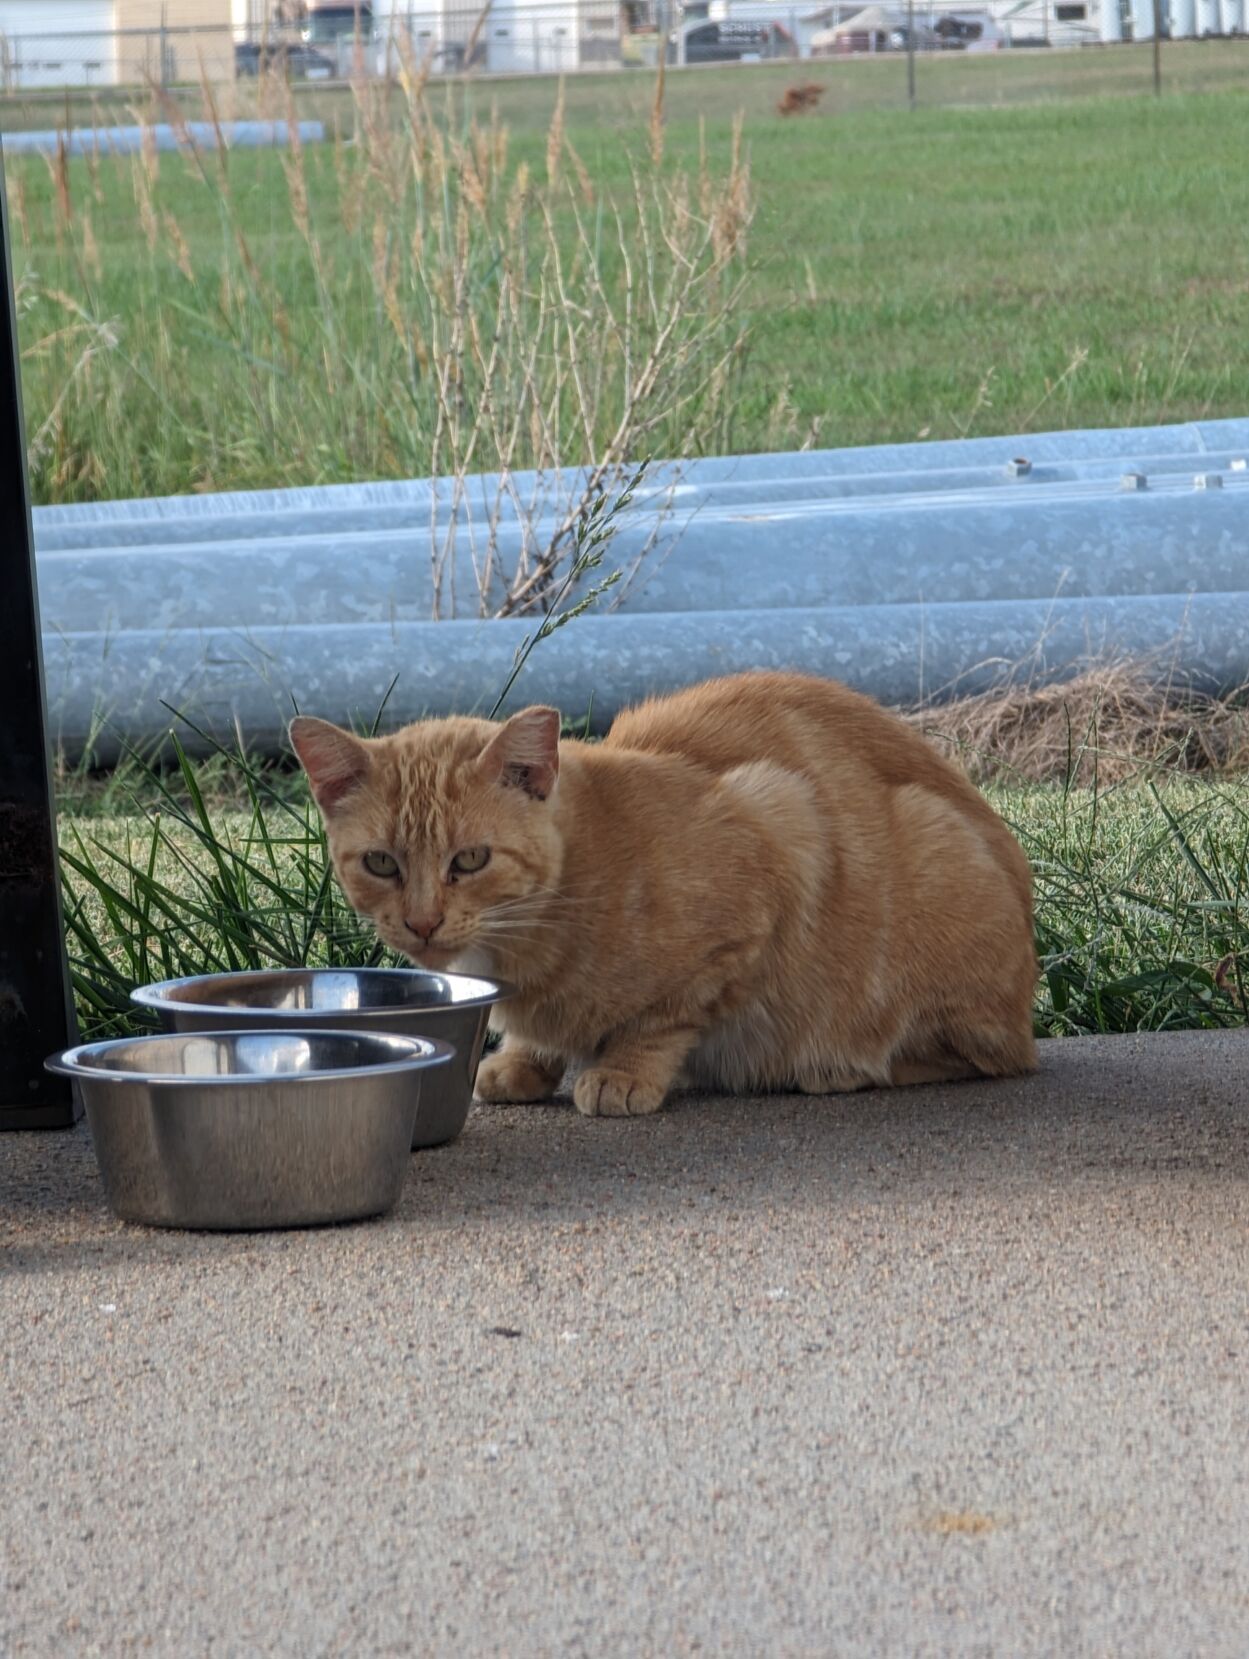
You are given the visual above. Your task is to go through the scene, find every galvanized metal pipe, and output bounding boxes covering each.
[35,418,1249,547]
[34,418,1249,763]
[41,592,1249,767]
[0,121,326,159]
[35,476,1249,632]
[33,438,1249,549]
[33,419,1249,626]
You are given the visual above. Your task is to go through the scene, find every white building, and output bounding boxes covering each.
[481,0,584,71]
[707,0,843,53]
[0,0,116,87]
[373,0,471,73]
[375,0,620,73]
[710,0,1101,47]
[989,0,1098,45]
[0,1,243,91]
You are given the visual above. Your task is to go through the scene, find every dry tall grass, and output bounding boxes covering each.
[13,63,754,618]
[909,663,1249,785]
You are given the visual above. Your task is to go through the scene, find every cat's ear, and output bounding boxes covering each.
[477,706,560,801]
[289,716,371,813]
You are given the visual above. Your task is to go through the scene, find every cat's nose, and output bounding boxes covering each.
[404,913,444,943]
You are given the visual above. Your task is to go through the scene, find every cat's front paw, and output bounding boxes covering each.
[573,1067,665,1118]
[475,1053,558,1104]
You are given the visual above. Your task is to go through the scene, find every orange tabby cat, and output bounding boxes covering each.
[291,672,1037,1116]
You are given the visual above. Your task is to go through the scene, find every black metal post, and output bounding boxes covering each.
[1152,0,1163,93]
[0,135,80,1130]
[906,0,916,108]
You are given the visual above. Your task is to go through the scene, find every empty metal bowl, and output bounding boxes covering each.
[46,1029,453,1231]
[131,967,512,1148]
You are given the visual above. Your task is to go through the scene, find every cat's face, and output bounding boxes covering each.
[290,707,563,971]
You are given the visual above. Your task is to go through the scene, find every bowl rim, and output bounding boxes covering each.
[129,965,514,1019]
[45,1028,456,1087]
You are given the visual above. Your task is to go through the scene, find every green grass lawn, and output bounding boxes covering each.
[5,46,1249,500]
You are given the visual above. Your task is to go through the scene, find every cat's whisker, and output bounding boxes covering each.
[483,891,576,916]
[477,926,560,939]
[474,922,561,941]
[479,907,566,928]
[497,877,600,905]
[479,902,563,921]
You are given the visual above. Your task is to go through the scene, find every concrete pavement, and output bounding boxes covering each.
[5,1030,1249,1656]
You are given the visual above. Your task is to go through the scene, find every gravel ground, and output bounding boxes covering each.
[5,1030,1249,1657]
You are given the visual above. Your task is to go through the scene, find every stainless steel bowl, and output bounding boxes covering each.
[46,1029,453,1231]
[131,968,511,1148]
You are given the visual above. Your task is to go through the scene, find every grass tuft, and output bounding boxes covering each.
[60,732,392,1041]
[12,68,750,617]
[911,664,1249,787]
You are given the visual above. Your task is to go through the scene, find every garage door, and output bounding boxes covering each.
[0,2,116,91]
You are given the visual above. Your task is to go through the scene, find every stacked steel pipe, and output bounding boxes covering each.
[35,418,1249,762]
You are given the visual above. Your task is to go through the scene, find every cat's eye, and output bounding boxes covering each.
[450,846,491,877]
[362,850,399,879]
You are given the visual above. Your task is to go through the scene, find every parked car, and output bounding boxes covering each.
[810,7,906,54]
[887,22,939,48]
[670,18,797,62]
[933,14,976,41]
[302,4,375,46]
[234,40,335,78]
[932,13,1008,47]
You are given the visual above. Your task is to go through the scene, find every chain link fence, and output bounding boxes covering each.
[2,0,1240,94]
[0,10,627,92]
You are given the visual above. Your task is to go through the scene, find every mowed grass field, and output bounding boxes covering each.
[4,44,1249,500]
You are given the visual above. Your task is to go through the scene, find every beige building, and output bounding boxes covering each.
[114,1,287,82]
[113,0,284,20]
[0,0,298,90]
